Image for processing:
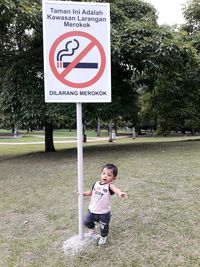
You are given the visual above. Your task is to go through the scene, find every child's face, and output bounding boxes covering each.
[100,167,116,184]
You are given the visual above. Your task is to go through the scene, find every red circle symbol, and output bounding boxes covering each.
[49,31,106,88]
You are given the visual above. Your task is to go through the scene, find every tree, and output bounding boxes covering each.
[0,0,77,151]
[183,0,200,36]
[82,0,158,136]
[177,0,200,133]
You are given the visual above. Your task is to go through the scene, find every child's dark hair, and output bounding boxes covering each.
[102,163,118,177]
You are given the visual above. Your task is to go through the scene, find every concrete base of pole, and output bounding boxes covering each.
[63,233,101,255]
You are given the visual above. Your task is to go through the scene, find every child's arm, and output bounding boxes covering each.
[110,184,128,199]
[77,190,92,197]
[83,182,95,196]
[83,191,92,196]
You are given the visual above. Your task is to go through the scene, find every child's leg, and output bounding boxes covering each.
[84,210,95,229]
[99,212,111,237]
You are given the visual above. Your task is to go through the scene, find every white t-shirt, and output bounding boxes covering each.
[89,181,114,214]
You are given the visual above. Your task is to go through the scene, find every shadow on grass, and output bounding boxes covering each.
[2,138,199,163]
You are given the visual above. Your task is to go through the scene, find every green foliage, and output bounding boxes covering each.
[0,0,76,132]
[112,0,157,23]
[105,0,158,125]
[1,0,200,138]
[118,7,200,134]
[183,0,200,35]
[79,0,158,128]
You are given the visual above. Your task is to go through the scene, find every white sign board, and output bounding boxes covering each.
[43,1,111,103]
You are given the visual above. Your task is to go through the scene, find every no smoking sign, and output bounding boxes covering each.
[43,1,111,103]
[49,31,106,89]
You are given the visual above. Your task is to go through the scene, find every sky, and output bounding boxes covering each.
[145,0,188,25]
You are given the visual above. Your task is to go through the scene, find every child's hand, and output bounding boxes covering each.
[119,192,128,199]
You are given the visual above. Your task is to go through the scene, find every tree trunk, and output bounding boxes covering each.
[45,121,55,152]
[132,126,136,139]
[114,119,117,136]
[97,117,101,137]
[14,126,19,136]
[108,120,113,142]
[83,122,87,143]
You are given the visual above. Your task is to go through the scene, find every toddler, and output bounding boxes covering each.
[83,163,128,245]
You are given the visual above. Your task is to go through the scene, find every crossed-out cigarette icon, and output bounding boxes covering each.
[56,39,98,69]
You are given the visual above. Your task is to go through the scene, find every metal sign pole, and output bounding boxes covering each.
[43,1,111,243]
[76,102,84,240]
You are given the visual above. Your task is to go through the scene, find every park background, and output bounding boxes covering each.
[1,0,200,266]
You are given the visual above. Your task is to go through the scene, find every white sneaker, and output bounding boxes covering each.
[98,236,108,245]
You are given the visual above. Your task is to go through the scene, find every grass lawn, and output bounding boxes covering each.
[0,137,200,266]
